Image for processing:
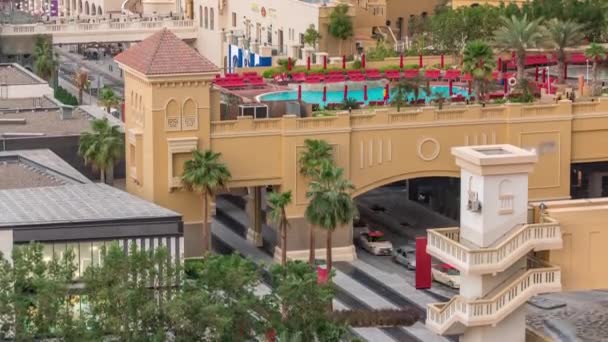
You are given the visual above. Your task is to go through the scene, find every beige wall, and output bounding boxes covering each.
[451,0,527,8]
[123,59,608,261]
[535,198,608,291]
[386,0,440,39]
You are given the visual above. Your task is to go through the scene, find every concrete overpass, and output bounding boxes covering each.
[0,19,196,44]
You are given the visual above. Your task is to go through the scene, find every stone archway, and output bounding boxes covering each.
[98,5,102,15]
[84,1,89,15]
[91,4,96,15]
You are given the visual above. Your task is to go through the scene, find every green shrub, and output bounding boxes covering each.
[366,41,397,61]
[54,86,78,106]
[404,64,420,70]
[313,111,335,117]
[352,60,362,69]
[262,68,277,78]
[276,58,290,70]
[341,97,360,110]
[379,65,401,72]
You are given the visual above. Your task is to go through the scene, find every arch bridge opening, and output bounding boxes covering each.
[352,176,461,295]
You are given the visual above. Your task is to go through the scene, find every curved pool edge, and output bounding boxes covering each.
[255,90,296,103]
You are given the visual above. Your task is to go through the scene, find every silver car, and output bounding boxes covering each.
[392,246,416,270]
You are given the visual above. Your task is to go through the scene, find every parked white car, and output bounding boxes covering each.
[431,264,460,289]
[358,231,393,256]
[392,246,416,270]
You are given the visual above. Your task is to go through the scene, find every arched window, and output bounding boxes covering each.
[84,1,89,15]
[204,7,208,29]
[199,6,202,27]
[498,179,514,214]
[98,5,102,15]
[91,4,96,15]
[165,99,181,131]
[182,98,198,130]
[210,8,214,30]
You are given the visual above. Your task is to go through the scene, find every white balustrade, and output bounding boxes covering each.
[427,267,561,333]
[426,220,562,274]
[0,19,196,43]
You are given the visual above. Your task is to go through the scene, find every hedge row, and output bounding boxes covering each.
[54,86,78,106]
[261,64,430,79]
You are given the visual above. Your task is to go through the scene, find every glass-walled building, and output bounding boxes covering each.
[0,150,183,269]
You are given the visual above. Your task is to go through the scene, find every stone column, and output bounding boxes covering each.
[246,186,263,247]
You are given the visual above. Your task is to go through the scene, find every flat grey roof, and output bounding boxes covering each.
[0,183,181,228]
[0,97,59,111]
[0,109,90,137]
[0,149,91,186]
[0,162,65,189]
[0,64,45,85]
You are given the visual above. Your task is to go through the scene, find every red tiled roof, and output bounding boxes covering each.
[115,28,219,76]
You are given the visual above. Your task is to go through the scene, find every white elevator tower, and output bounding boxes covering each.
[425,145,562,342]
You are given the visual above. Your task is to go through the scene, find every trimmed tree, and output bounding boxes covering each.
[78,117,124,185]
[328,4,354,56]
[298,139,333,265]
[182,149,231,254]
[268,190,293,265]
[493,15,545,84]
[585,43,607,96]
[305,161,356,277]
[304,24,322,51]
[545,19,586,85]
[73,68,89,105]
[462,40,494,103]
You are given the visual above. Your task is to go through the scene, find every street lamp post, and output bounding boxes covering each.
[546,66,550,93]
[586,59,590,85]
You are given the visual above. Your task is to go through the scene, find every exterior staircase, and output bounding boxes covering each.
[426,261,561,335]
[426,217,562,275]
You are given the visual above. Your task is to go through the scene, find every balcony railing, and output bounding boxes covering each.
[426,218,562,274]
[426,266,561,335]
[0,19,195,36]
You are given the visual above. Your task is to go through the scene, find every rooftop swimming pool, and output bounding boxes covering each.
[258,85,470,107]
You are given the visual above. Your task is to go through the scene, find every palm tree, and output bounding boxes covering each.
[298,139,333,265]
[545,19,586,85]
[267,190,293,265]
[73,69,89,105]
[462,40,494,103]
[78,118,124,185]
[391,81,411,111]
[98,87,120,113]
[182,150,231,254]
[432,92,448,110]
[585,43,607,96]
[305,161,356,276]
[493,15,545,84]
[33,36,57,84]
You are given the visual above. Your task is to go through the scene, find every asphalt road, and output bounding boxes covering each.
[355,186,459,298]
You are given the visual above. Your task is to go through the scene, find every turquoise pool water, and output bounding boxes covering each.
[259,85,470,106]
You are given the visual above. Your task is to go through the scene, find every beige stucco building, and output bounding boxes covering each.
[118,29,608,294]
[192,0,390,68]
[451,0,529,9]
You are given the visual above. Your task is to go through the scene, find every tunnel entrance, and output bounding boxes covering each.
[571,162,608,199]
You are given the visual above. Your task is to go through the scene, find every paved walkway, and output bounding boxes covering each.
[56,47,124,85]
[214,197,452,342]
